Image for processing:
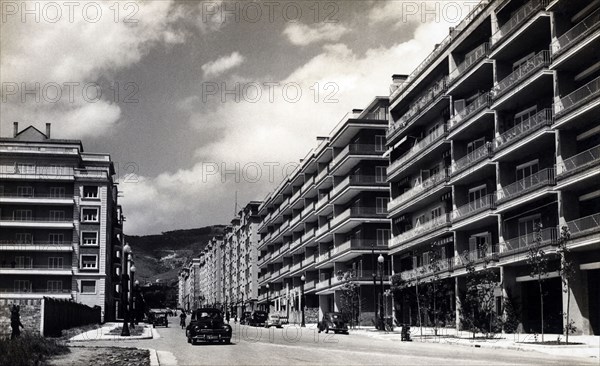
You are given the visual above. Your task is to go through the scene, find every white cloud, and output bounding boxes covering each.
[283,23,350,46]
[0,0,184,138]
[201,52,245,78]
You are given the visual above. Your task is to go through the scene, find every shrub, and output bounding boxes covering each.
[0,334,69,366]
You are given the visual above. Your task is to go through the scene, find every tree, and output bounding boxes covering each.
[526,222,549,342]
[557,225,576,344]
[336,269,360,328]
[424,244,452,335]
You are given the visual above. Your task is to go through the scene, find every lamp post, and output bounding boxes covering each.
[134,280,140,325]
[120,243,132,336]
[129,261,136,329]
[300,274,306,327]
[371,244,378,328]
[378,254,385,331]
[266,283,270,314]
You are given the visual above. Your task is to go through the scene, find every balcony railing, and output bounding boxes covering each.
[290,189,302,205]
[0,217,73,223]
[316,167,329,183]
[316,278,331,289]
[450,143,494,176]
[315,193,330,211]
[301,176,315,193]
[566,213,600,238]
[290,262,302,273]
[0,240,71,246]
[0,289,72,294]
[301,202,315,218]
[0,193,72,199]
[555,75,600,117]
[551,7,600,56]
[315,222,330,237]
[388,124,448,175]
[452,194,496,222]
[389,1,490,99]
[301,228,315,242]
[389,170,448,210]
[449,92,492,130]
[493,50,551,99]
[316,250,331,264]
[290,214,301,228]
[497,168,555,203]
[449,42,490,82]
[290,237,302,251]
[390,214,450,247]
[304,279,316,290]
[0,264,72,271]
[350,206,387,218]
[302,254,316,267]
[491,0,548,46]
[558,144,600,176]
[389,77,448,136]
[502,227,557,253]
[330,208,352,228]
[495,109,553,151]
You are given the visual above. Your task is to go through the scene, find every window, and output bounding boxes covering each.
[49,187,65,198]
[376,197,389,214]
[47,280,63,293]
[17,186,33,197]
[48,233,64,244]
[14,210,32,220]
[82,208,98,222]
[83,186,99,199]
[518,214,542,244]
[467,137,486,154]
[468,185,488,210]
[415,214,426,226]
[512,105,537,128]
[17,163,35,174]
[516,159,539,182]
[512,52,535,71]
[376,166,386,183]
[81,280,96,294]
[16,233,32,244]
[80,255,98,269]
[431,207,442,220]
[48,257,63,269]
[376,229,390,246]
[375,135,386,152]
[469,232,492,258]
[81,232,98,246]
[15,256,33,269]
[14,280,31,293]
[49,210,65,221]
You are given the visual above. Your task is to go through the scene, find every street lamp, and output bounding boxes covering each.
[266,283,270,314]
[371,244,378,328]
[120,243,132,336]
[134,280,140,325]
[130,262,136,329]
[300,274,306,327]
[378,254,385,331]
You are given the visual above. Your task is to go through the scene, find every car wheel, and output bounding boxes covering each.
[187,337,191,344]
[334,331,338,334]
[153,324,155,328]
[223,339,231,344]
[325,326,329,334]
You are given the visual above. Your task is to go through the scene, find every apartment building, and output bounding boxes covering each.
[255,98,392,324]
[387,0,599,334]
[198,236,223,308]
[178,257,202,311]
[0,123,124,321]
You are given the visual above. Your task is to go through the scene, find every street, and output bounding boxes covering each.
[70,316,598,366]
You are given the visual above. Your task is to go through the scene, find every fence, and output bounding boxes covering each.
[42,297,101,337]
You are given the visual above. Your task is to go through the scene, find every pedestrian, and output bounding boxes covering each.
[10,305,24,339]
[180,311,187,329]
[226,310,230,324]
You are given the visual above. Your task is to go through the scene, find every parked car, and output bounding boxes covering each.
[150,311,169,328]
[240,311,252,325]
[265,314,283,328]
[317,312,349,334]
[247,311,268,327]
[186,308,232,345]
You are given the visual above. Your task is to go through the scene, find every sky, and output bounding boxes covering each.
[0,0,480,235]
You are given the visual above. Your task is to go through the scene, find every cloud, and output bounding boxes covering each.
[0,0,184,138]
[283,23,350,46]
[201,52,245,78]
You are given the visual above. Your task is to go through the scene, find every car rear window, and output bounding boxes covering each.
[195,311,221,319]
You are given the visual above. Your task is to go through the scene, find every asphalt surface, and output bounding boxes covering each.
[70,316,599,365]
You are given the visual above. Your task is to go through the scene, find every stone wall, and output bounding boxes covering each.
[0,298,43,339]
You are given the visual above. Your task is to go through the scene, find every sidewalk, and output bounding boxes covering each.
[69,322,153,341]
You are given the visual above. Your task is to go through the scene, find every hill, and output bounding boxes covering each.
[125,225,226,285]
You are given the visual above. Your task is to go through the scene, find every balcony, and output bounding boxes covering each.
[289,214,301,229]
[316,278,331,290]
[301,202,315,219]
[554,75,600,123]
[448,42,490,85]
[450,143,494,177]
[0,165,75,180]
[0,240,73,252]
[388,170,448,214]
[497,168,555,205]
[330,208,352,229]
[451,194,496,223]
[388,124,448,178]
[449,92,492,131]
[0,288,72,299]
[566,213,600,240]
[551,7,600,58]
[388,78,448,140]
[331,175,385,200]
[316,167,330,184]
[289,189,302,206]
[289,262,302,273]
[400,257,455,281]
[301,176,315,194]
[302,254,316,267]
[0,264,72,275]
[558,145,600,179]
[290,237,303,251]
[301,228,315,243]
[304,279,316,291]
[0,217,74,228]
[490,0,549,48]
[316,250,331,264]
[0,193,73,205]
[493,50,551,100]
[390,214,450,249]
[501,227,557,256]
[315,193,330,212]
[315,222,330,238]
[494,109,553,153]
[331,144,384,172]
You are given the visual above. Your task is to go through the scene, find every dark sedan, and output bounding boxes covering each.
[317,312,349,334]
[186,308,233,345]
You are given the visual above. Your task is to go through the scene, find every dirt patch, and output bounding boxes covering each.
[48,346,150,366]
[106,326,145,336]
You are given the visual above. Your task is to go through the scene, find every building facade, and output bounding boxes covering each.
[387,0,600,335]
[255,98,392,324]
[0,123,124,321]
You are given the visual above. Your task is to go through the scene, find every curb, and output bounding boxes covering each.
[69,324,154,342]
[146,348,160,366]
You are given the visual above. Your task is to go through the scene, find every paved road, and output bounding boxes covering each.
[72,317,598,365]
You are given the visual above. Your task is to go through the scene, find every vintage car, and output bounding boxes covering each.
[246,311,268,327]
[240,311,252,325]
[186,308,232,344]
[150,311,169,328]
[317,312,349,334]
[265,314,283,328]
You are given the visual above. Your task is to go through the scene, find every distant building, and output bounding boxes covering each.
[0,123,124,321]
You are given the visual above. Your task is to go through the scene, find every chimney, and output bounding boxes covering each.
[392,74,408,85]
[45,123,51,139]
[13,122,18,137]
